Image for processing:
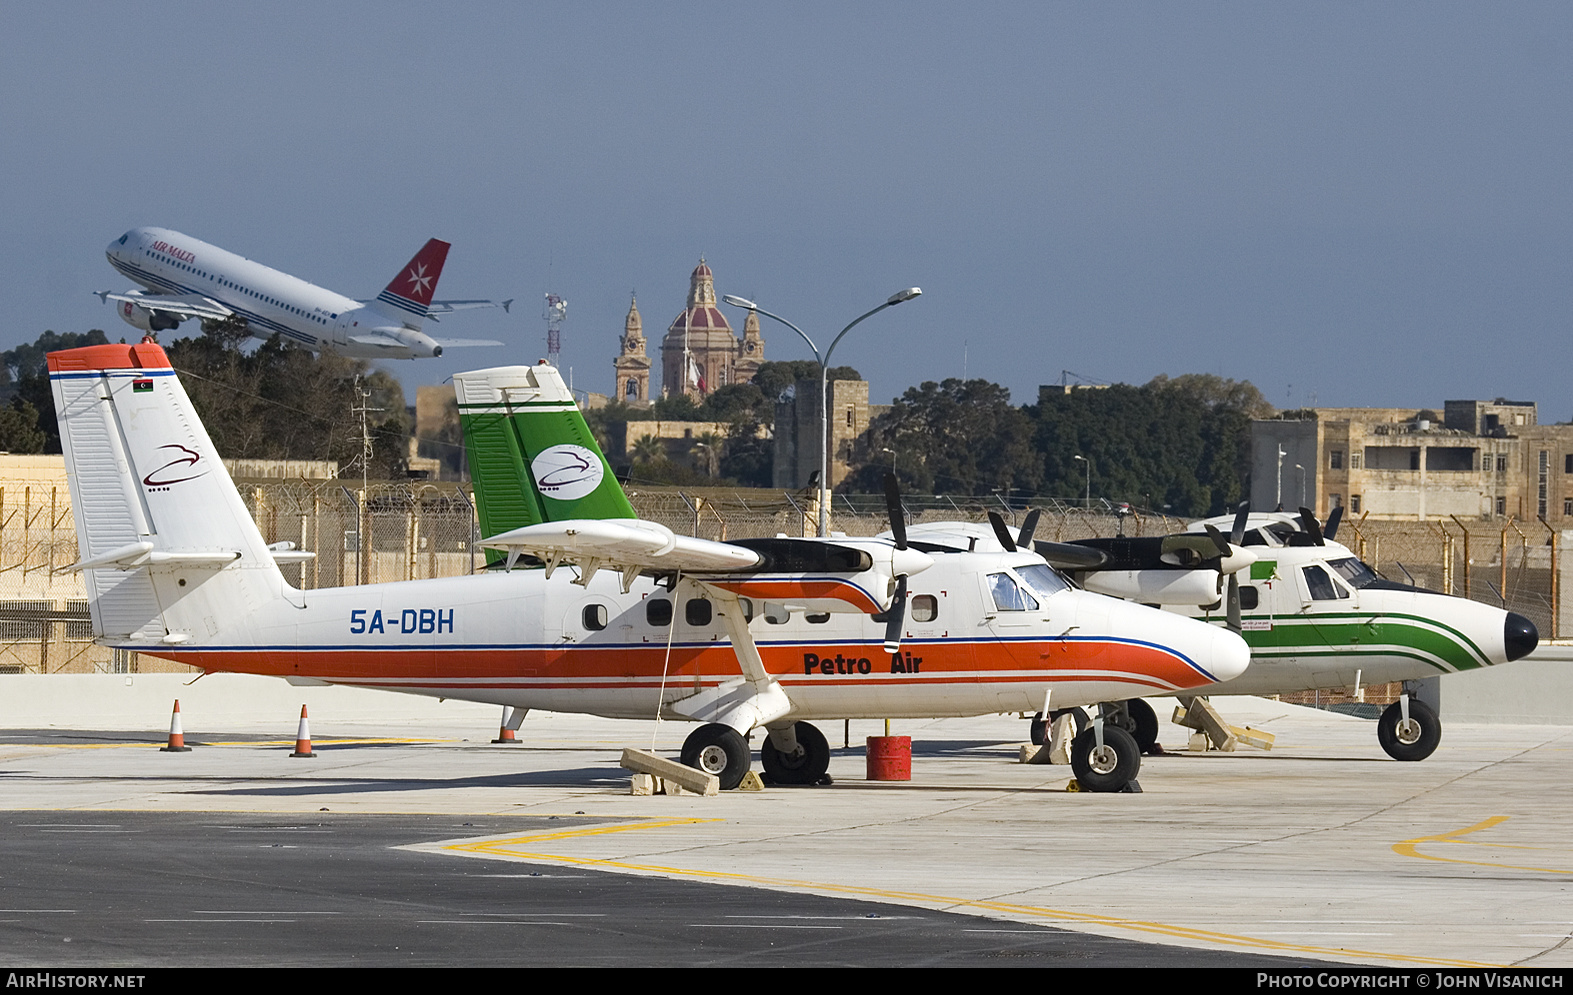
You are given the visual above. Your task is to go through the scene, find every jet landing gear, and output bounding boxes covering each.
[680,723,751,790]
[1070,723,1142,793]
[759,721,832,785]
[1377,695,1441,761]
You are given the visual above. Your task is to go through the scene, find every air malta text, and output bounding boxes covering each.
[350,608,455,635]
[149,240,195,264]
[804,650,922,675]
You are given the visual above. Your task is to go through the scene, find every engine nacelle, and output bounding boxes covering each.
[115,299,181,333]
[1080,569,1224,606]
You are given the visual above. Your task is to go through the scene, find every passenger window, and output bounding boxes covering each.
[685,599,712,626]
[1239,586,1259,610]
[911,595,938,623]
[645,598,672,627]
[582,604,608,631]
[739,597,754,622]
[805,612,831,624]
[763,603,790,625]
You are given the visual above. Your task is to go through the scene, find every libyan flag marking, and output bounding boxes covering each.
[132,380,153,392]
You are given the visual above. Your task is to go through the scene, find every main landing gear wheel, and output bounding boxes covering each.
[1377,698,1441,762]
[1029,707,1089,746]
[760,721,831,785]
[681,723,751,790]
[1115,698,1160,754]
[1070,725,1142,793]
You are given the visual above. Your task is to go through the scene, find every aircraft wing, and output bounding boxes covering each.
[430,337,504,348]
[481,519,763,577]
[98,292,233,322]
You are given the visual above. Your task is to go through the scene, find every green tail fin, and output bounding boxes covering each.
[453,365,635,561]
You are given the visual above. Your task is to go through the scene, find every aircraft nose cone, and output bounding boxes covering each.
[1504,612,1539,662]
[1204,625,1251,683]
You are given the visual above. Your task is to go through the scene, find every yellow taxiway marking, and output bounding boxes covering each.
[0,738,442,750]
[440,818,1497,969]
[1393,816,1572,875]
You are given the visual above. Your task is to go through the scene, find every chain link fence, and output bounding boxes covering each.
[0,476,1561,683]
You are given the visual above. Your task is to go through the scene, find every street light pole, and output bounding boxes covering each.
[723,288,922,537]
[1073,454,1090,508]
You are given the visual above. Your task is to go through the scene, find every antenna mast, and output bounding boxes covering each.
[544,293,567,368]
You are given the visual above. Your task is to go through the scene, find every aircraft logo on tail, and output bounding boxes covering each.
[141,444,207,488]
[530,444,605,501]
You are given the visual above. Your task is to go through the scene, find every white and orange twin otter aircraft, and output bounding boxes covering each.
[99,227,508,360]
[50,346,1250,792]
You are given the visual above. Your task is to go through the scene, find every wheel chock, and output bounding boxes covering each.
[1172,700,1238,752]
[735,771,765,791]
[620,747,719,796]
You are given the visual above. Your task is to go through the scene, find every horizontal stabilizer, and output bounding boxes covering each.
[67,540,241,572]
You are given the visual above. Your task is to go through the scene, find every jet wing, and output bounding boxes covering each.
[430,337,504,348]
[99,292,233,322]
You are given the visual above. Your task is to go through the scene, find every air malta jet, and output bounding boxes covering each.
[49,347,1249,794]
[99,227,509,360]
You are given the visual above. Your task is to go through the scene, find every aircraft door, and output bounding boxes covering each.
[330,312,351,348]
[978,570,1045,711]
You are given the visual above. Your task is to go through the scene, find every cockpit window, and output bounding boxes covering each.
[1327,557,1380,589]
[1302,564,1350,601]
[1015,563,1071,599]
[987,573,1039,612]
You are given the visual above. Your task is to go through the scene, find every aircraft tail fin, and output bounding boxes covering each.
[48,344,290,643]
[453,363,636,563]
[370,238,450,329]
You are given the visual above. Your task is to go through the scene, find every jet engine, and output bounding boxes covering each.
[116,299,182,333]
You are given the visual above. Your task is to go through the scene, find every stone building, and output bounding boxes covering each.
[612,295,652,405]
[1252,399,1573,522]
[772,378,888,490]
[659,260,764,399]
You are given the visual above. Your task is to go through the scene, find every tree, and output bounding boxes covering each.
[845,378,1041,496]
[1,330,111,452]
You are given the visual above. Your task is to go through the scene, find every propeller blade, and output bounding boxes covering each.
[1203,524,1231,559]
[1016,509,1041,549]
[1225,572,1242,632]
[1298,507,1324,546]
[1230,500,1250,547]
[883,574,908,654]
[1324,505,1344,542]
[883,472,907,550]
[987,511,1018,552]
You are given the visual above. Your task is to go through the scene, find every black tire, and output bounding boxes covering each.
[1122,698,1160,754]
[1377,699,1441,761]
[1070,725,1142,793]
[760,721,831,784]
[680,723,751,789]
[1029,713,1047,746]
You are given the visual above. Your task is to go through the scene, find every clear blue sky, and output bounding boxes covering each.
[4,2,1570,415]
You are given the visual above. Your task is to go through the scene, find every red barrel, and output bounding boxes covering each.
[866,735,911,781]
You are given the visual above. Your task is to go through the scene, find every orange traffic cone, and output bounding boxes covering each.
[160,699,192,753]
[289,705,316,758]
[492,706,521,745]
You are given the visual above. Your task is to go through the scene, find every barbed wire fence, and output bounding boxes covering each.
[0,477,1561,676]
